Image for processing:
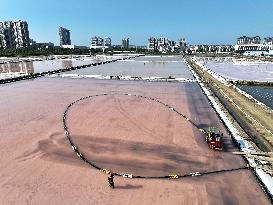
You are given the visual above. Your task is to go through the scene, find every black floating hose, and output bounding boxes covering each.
[63,93,247,179]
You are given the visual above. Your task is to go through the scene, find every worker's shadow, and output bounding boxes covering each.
[115,184,143,190]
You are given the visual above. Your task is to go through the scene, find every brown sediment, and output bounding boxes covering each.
[0,78,270,205]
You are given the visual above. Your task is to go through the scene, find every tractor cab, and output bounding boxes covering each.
[206,127,223,150]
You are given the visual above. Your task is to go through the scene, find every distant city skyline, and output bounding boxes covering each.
[1,0,273,46]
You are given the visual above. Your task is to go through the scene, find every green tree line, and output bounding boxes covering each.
[0,48,94,57]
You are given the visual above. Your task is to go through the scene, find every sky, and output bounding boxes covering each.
[1,0,273,46]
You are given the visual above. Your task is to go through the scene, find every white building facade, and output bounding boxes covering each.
[90,36,111,49]
[235,36,273,56]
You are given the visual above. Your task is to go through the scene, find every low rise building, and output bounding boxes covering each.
[36,42,54,49]
[192,45,234,53]
[91,36,103,48]
[264,37,273,45]
[30,39,54,49]
[235,36,273,55]
[237,36,261,45]
[90,36,111,49]
[61,45,89,49]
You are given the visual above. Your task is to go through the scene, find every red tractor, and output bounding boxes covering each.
[206,127,223,150]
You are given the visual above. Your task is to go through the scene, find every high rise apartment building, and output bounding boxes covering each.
[0,20,30,49]
[59,27,71,46]
[122,38,130,49]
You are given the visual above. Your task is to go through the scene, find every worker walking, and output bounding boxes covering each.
[108,172,115,189]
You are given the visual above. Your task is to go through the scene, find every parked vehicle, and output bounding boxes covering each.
[206,127,223,150]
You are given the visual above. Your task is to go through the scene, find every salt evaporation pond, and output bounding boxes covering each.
[0,56,270,204]
[238,85,273,109]
[0,57,97,79]
[198,57,273,81]
[135,55,184,62]
[63,56,193,79]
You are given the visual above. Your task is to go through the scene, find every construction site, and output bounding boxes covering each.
[0,55,272,204]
